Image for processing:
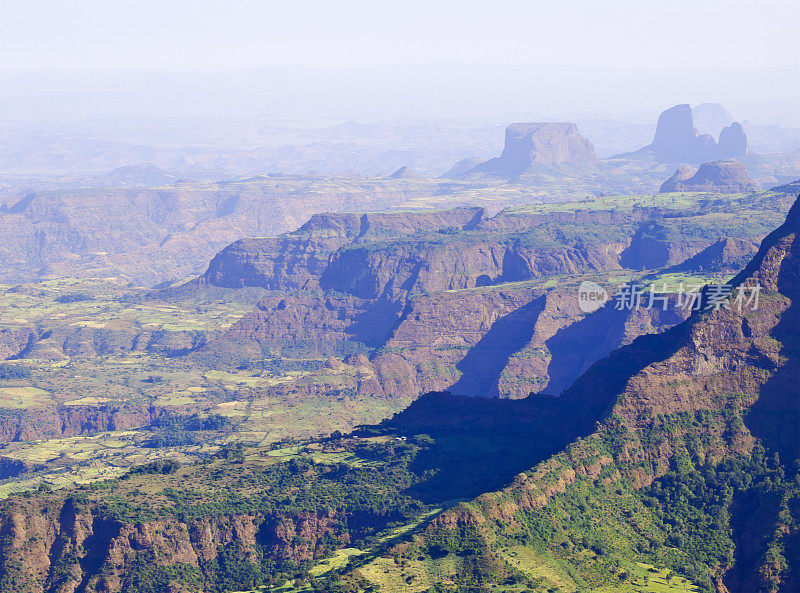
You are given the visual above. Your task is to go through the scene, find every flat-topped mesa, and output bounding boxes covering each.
[466,122,597,177]
[641,104,748,163]
[659,160,757,194]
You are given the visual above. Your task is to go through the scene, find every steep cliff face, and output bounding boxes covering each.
[619,233,704,269]
[0,497,354,593]
[371,288,690,400]
[196,292,402,364]
[0,437,422,593]
[319,237,626,300]
[718,122,749,160]
[200,279,691,404]
[497,291,690,397]
[1,200,796,592]
[201,211,363,290]
[651,104,711,162]
[371,287,545,398]
[419,196,799,591]
[203,207,641,300]
[196,201,780,406]
[201,204,774,297]
[202,207,485,290]
[0,404,155,443]
[672,237,758,274]
[619,210,774,271]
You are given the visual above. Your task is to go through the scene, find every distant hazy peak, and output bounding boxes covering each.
[465,121,596,177]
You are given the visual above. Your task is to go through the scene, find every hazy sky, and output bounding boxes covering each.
[1,0,798,72]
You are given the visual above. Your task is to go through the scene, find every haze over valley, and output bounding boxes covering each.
[0,2,798,592]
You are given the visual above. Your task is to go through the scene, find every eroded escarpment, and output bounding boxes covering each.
[193,199,781,404]
[202,207,486,291]
[2,198,786,446]
[0,198,797,593]
[0,490,392,593]
[0,434,427,593]
[0,404,155,443]
[416,196,799,592]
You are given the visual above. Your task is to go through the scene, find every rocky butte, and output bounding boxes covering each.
[465,122,597,177]
[628,103,748,163]
[659,160,757,193]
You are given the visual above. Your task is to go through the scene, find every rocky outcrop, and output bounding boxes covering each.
[203,208,642,297]
[466,122,596,177]
[651,104,713,162]
[659,161,756,193]
[371,287,690,399]
[657,165,694,192]
[201,277,691,402]
[621,232,711,269]
[371,287,545,398]
[318,238,620,300]
[633,104,749,164]
[1,199,796,592]
[196,201,780,404]
[196,292,400,364]
[718,122,748,159]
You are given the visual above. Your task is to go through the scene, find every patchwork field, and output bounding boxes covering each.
[0,277,417,498]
